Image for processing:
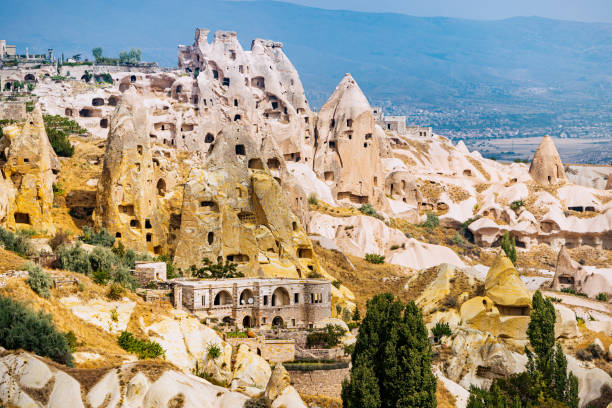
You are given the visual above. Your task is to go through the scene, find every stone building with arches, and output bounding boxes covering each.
[172,277,331,329]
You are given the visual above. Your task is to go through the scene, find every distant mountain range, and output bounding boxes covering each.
[2,0,612,139]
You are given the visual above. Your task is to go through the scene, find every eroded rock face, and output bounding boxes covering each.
[313,74,386,207]
[552,246,587,292]
[94,87,169,253]
[0,105,58,233]
[173,123,319,278]
[529,135,567,186]
[177,28,314,161]
[485,253,531,308]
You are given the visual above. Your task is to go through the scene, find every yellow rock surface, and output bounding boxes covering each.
[484,253,531,307]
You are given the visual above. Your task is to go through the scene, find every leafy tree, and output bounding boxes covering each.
[191,257,243,279]
[80,226,115,247]
[365,253,385,264]
[72,53,81,61]
[501,231,517,265]
[0,296,73,366]
[352,306,361,321]
[0,227,33,257]
[119,48,142,65]
[92,47,103,61]
[467,291,579,408]
[26,264,53,298]
[422,212,440,229]
[342,293,436,408]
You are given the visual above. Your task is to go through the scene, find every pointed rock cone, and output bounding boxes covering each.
[484,252,531,307]
[528,135,566,186]
[551,246,585,291]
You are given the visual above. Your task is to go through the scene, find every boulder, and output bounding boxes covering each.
[231,344,272,392]
[484,253,531,308]
[266,363,291,401]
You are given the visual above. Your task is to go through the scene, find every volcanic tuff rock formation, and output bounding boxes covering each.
[552,246,587,292]
[529,135,567,186]
[313,74,386,208]
[460,253,531,339]
[0,350,294,408]
[173,122,319,278]
[606,172,612,190]
[94,87,170,253]
[0,105,58,233]
[178,28,314,161]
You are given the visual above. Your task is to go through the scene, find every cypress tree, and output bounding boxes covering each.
[501,231,517,265]
[352,306,361,321]
[342,293,436,408]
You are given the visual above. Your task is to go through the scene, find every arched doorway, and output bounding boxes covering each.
[242,315,253,328]
[272,316,284,328]
[214,290,232,306]
[271,287,290,306]
[240,289,254,305]
[24,73,36,82]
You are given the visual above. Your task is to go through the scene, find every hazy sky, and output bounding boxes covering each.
[277,0,612,23]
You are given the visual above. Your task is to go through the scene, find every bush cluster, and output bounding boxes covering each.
[0,296,73,366]
[55,243,138,290]
[43,114,87,157]
[118,331,164,359]
[26,263,53,298]
[421,212,440,229]
[190,257,243,279]
[306,324,346,349]
[0,227,33,257]
[431,322,452,338]
[359,204,384,221]
[245,396,272,408]
[80,226,115,247]
[576,343,604,361]
[365,253,385,264]
[283,360,349,371]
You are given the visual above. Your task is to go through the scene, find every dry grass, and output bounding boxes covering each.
[474,183,490,193]
[309,201,362,218]
[436,378,458,408]
[419,180,444,203]
[0,248,28,273]
[300,394,342,408]
[569,246,612,268]
[467,156,490,181]
[447,184,471,203]
[313,243,408,312]
[566,210,600,219]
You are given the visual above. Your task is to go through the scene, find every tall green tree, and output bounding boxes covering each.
[92,47,103,61]
[467,291,579,408]
[342,293,436,408]
[501,231,517,265]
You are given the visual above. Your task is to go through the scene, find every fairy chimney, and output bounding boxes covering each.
[528,135,566,186]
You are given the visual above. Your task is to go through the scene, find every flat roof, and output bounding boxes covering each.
[172,277,330,288]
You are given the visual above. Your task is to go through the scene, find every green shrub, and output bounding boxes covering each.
[431,322,452,338]
[206,342,222,359]
[191,257,243,279]
[421,212,440,229]
[561,287,587,297]
[306,324,347,348]
[390,244,400,250]
[307,271,323,279]
[451,233,465,246]
[500,231,517,265]
[0,227,33,257]
[332,279,342,289]
[284,360,350,371]
[245,396,272,408]
[80,226,115,247]
[107,283,124,300]
[577,343,604,361]
[308,193,318,205]
[156,254,177,279]
[596,293,607,302]
[26,263,53,298]
[0,296,73,366]
[359,204,384,221]
[118,331,164,359]
[110,307,119,322]
[56,243,92,275]
[46,127,74,157]
[93,268,111,285]
[365,253,385,264]
[510,200,525,211]
[64,330,83,352]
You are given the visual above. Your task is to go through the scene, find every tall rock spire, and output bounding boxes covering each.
[528,135,566,186]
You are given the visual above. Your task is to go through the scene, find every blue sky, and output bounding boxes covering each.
[277,0,612,23]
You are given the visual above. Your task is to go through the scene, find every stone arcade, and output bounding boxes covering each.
[173,277,331,329]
